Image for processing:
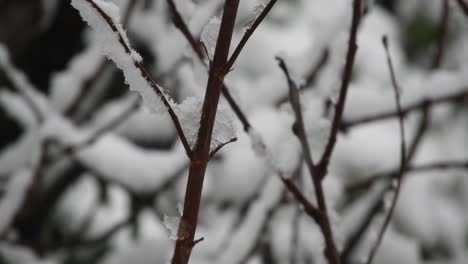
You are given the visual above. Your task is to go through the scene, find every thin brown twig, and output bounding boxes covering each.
[341,89,468,130]
[67,0,138,121]
[318,0,362,179]
[365,36,407,264]
[305,48,330,87]
[455,0,468,17]
[209,137,237,159]
[277,57,341,264]
[84,0,192,156]
[165,0,252,132]
[224,0,278,72]
[171,0,240,263]
[166,0,204,60]
[279,177,322,224]
[431,0,450,69]
[348,160,468,193]
[340,185,390,263]
[275,48,330,107]
[406,106,430,163]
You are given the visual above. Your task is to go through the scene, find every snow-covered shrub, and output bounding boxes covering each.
[1,0,468,264]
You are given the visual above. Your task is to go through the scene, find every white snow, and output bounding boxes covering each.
[163,215,180,241]
[176,97,237,151]
[247,128,267,157]
[200,16,221,60]
[215,176,284,264]
[71,0,174,115]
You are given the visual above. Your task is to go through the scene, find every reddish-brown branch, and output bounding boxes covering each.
[224,0,278,72]
[171,0,240,263]
[455,0,468,17]
[166,0,204,60]
[209,137,237,159]
[365,36,408,264]
[305,48,330,87]
[406,106,430,163]
[275,48,330,107]
[166,0,252,132]
[348,160,468,193]
[340,185,390,263]
[67,0,137,120]
[84,0,192,156]
[341,89,468,130]
[277,57,341,264]
[280,176,322,224]
[432,0,450,69]
[318,0,362,178]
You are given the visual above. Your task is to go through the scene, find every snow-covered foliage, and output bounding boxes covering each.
[1,0,468,263]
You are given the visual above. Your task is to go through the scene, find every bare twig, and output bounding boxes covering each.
[341,89,468,130]
[455,0,468,17]
[279,176,322,224]
[365,36,407,264]
[432,0,450,69]
[166,0,204,60]
[340,185,390,263]
[171,0,240,263]
[224,0,278,72]
[275,48,330,107]
[165,0,252,132]
[406,106,430,163]
[277,57,341,264]
[84,0,192,156]
[318,0,362,179]
[67,0,138,121]
[348,160,468,193]
[209,137,237,159]
[305,48,330,87]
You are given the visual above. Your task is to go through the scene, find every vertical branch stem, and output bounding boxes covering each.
[277,58,340,264]
[365,36,407,264]
[171,1,240,263]
[166,0,255,132]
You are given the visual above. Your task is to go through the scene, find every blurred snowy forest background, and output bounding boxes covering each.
[1,0,468,263]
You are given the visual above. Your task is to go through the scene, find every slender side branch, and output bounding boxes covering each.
[172,1,240,263]
[406,105,430,162]
[305,48,330,87]
[348,160,468,193]
[432,0,450,69]
[275,48,330,107]
[340,185,390,263]
[455,0,468,17]
[365,36,407,264]
[67,0,138,120]
[166,0,204,60]
[277,57,341,264]
[318,0,362,177]
[279,176,322,224]
[224,0,278,72]
[341,89,468,130]
[84,0,192,156]
[209,137,237,159]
